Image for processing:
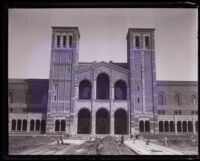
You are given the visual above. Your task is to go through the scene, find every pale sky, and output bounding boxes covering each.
[8,8,198,81]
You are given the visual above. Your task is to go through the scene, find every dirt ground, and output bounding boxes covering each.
[9,135,198,155]
[150,136,198,155]
[9,135,136,155]
[74,136,136,155]
[9,136,55,154]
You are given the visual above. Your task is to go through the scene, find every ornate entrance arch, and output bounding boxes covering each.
[96,109,110,134]
[96,73,110,100]
[77,109,91,134]
[114,109,128,134]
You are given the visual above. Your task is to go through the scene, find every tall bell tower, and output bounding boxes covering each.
[46,27,80,134]
[127,28,157,135]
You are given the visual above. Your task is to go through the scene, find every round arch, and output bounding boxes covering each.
[11,119,16,131]
[174,91,182,106]
[170,121,175,132]
[8,90,15,103]
[157,91,166,105]
[77,108,91,134]
[114,108,128,134]
[79,79,92,99]
[159,121,163,132]
[182,121,187,132]
[96,73,110,100]
[139,120,144,132]
[114,80,127,100]
[190,92,198,106]
[96,108,110,134]
[177,121,182,133]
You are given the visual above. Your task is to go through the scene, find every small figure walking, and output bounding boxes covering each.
[120,135,124,145]
[164,136,168,146]
[146,139,150,145]
[60,132,64,145]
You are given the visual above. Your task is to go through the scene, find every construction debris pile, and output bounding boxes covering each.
[75,136,136,155]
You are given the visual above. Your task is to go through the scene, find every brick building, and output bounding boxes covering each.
[8,27,198,136]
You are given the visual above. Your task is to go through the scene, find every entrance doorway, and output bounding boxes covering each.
[77,109,91,134]
[114,109,128,134]
[96,109,110,134]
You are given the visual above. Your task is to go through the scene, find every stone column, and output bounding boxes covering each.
[174,116,177,134]
[94,80,96,99]
[112,86,114,100]
[27,120,30,133]
[192,115,196,135]
[150,120,154,134]
[111,113,114,135]
[92,70,96,135]
[73,115,78,134]
[92,111,96,134]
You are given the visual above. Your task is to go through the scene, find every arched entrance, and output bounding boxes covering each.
[77,109,91,134]
[114,109,128,134]
[114,80,127,100]
[139,121,144,132]
[96,109,110,134]
[170,121,175,132]
[79,80,92,99]
[159,121,163,132]
[96,73,110,100]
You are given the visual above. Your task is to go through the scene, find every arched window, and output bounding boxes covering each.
[164,121,169,132]
[8,91,14,103]
[61,120,66,131]
[63,35,66,47]
[41,120,46,134]
[195,121,198,132]
[135,36,140,49]
[182,121,187,132]
[177,121,182,133]
[55,120,60,131]
[11,119,16,131]
[159,121,163,132]
[22,120,27,131]
[69,35,73,47]
[79,80,92,99]
[97,73,110,100]
[170,121,175,132]
[53,95,58,102]
[96,109,110,134]
[114,109,128,134]
[139,120,144,132]
[30,120,35,131]
[188,121,193,132]
[158,93,165,105]
[78,109,91,134]
[17,119,22,131]
[191,94,197,106]
[54,84,58,91]
[174,93,181,106]
[57,35,60,47]
[145,36,150,49]
[145,121,150,132]
[36,120,40,131]
[114,80,127,100]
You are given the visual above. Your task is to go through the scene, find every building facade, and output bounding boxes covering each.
[8,27,198,136]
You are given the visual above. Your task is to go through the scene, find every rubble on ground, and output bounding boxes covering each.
[76,136,136,155]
